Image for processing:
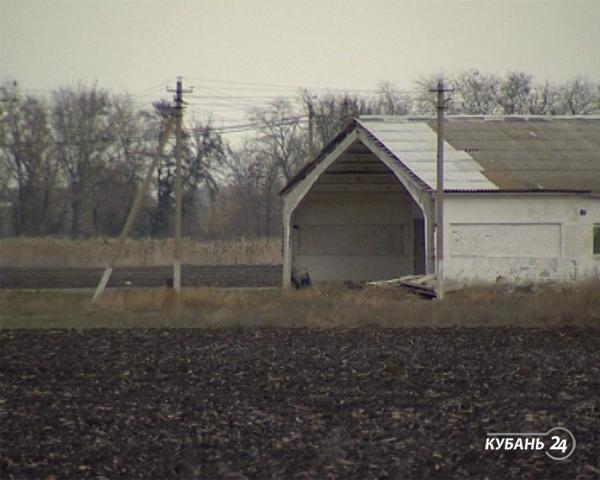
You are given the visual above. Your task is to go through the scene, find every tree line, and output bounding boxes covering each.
[1,71,599,240]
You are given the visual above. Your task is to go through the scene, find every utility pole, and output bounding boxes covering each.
[167,76,193,294]
[304,90,315,162]
[93,115,175,303]
[429,79,453,300]
[93,75,194,304]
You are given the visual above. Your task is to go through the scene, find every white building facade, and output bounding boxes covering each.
[281,116,600,286]
[444,193,600,283]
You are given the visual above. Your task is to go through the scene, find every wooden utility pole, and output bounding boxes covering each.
[167,77,193,294]
[92,115,176,303]
[429,79,452,300]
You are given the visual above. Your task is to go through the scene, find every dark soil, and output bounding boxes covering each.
[1,328,599,479]
[0,265,282,289]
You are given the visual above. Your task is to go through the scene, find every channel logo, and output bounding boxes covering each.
[485,427,576,461]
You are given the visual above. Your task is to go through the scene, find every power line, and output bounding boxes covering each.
[4,115,310,146]
[4,76,437,147]
[192,86,268,109]
[211,115,307,132]
[131,77,177,97]
[189,94,300,100]
[188,76,418,94]
[188,76,309,91]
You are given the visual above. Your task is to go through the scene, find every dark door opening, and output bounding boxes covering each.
[413,218,426,274]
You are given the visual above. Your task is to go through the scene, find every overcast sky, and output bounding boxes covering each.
[2,0,599,130]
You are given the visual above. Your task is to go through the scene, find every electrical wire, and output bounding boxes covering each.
[4,115,310,146]
[3,76,436,145]
[130,77,177,97]
[187,76,422,97]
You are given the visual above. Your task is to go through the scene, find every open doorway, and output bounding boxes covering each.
[413,218,426,275]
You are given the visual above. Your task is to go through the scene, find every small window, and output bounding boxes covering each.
[594,224,600,254]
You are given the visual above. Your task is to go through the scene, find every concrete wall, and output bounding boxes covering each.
[444,194,600,283]
[292,191,423,282]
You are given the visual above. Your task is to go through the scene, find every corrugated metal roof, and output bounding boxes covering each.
[357,117,499,191]
[430,116,600,191]
[280,116,600,195]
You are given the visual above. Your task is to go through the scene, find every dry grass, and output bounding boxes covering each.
[0,237,282,268]
[1,280,599,329]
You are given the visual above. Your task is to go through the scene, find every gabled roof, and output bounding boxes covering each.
[358,117,498,191]
[281,115,600,195]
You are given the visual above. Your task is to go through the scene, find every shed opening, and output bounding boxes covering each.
[288,140,426,284]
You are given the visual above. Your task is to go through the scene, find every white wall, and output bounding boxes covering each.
[292,191,422,282]
[444,194,600,283]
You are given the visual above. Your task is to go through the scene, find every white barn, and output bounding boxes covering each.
[280,116,600,286]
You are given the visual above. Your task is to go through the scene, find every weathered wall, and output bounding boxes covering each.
[284,142,429,284]
[444,194,600,283]
[292,191,422,282]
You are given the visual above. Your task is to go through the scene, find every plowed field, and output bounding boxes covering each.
[1,328,598,479]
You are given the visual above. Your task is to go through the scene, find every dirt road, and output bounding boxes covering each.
[0,265,282,289]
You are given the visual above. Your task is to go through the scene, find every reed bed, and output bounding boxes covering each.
[0,237,282,267]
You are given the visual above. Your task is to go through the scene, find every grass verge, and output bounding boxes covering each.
[1,280,599,329]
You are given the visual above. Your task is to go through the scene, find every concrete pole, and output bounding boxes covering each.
[174,77,183,294]
[308,104,314,162]
[92,116,175,303]
[166,76,192,295]
[304,90,315,162]
[435,79,445,300]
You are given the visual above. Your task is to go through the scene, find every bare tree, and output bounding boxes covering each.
[223,140,282,238]
[144,99,176,236]
[143,100,229,236]
[92,94,151,236]
[187,119,228,196]
[313,94,343,147]
[310,92,377,148]
[560,76,597,114]
[374,81,411,115]
[527,81,561,115]
[2,72,597,241]
[52,84,111,237]
[181,118,229,236]
[496,71,534,114]
[452,70,499,114]
[0,81,58,235]
[411,73,449,115]
[249,98,306,182]
[410,70,596,117]
[107,95,148,183]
